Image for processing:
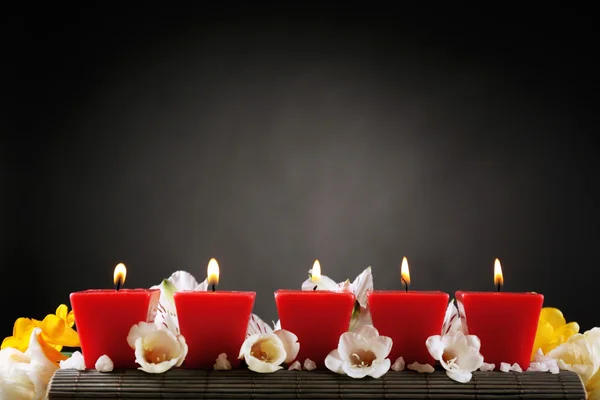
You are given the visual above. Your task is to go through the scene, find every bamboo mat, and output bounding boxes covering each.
[46,368,586,399]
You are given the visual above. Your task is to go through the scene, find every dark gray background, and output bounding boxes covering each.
[3,5,598,339]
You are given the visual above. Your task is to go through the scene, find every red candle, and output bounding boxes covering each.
[274,260,355,367]
[173,258,255,369]
[70,263,160,369]
[368,257,449,364]
[455,259,544,369]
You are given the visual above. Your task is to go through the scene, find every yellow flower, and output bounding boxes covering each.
[1,304,80,363]
[531,307,579,359]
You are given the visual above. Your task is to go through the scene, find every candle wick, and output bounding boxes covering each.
[115,279,122,292]
[401,278,408,293]
[212,284,216,292]
[313,285,317,291]
[497,283,501,293]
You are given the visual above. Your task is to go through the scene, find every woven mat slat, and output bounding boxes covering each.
[46,369,586,399]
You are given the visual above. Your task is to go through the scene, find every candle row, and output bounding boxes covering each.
[70,258,543,371]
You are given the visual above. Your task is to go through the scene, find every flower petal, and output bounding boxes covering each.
[351,266,373,308]
[246,356,284,373]
[342,360,369,378]
[368,335,393,360]
[354,325,380,341]
[391,356,405,371]
[24,328,59,397]
[127,322,157,349]
[465,335,481,352]
[166,271,199,291]
[239,334,261,359]
[273,330,300,363]
[540,308,566,329]
[349,308,373,332]
[426,335,444,360]
[303,359,316,371]
[133,337,179,374]
[247,314,274,338]
[367,358,391,378]
[325,349,344,374]
[40,314,80,347]
[95,355,114,372]
[447,369,473,383]
[338,332,367,362]
[302,273,338,291]
[455,346,484,372]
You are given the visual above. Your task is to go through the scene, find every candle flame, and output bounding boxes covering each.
[207,258,220,286]
[113,263,126,287]
[311,260,321,283]
[494,258,504,287]
[401,257,411,285]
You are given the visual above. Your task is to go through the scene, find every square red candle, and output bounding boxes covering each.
[455,258,544,369]
[275,290,355,367]
[70,288,160,369]
[368,291,449,364]
[173,258,255,369]
[174,291,255,369]
[455,291,543,369]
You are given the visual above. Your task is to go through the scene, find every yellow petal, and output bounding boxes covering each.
[1,333,31,352]
[66,310,76,327]
[586,368,600,399]
[564,322,580,335]
[55,304,68,320]
[531,321,554,359]
[540,308,566,328]
[13,318,40,337]
[37,335,67,363]
[40,314,80,347]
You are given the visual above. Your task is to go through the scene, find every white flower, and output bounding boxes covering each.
[442,299,464,335]
[391,357,405,371]
[527,349,559,373]
[480,362,495,372]
[214,353,232,370]
[407,362,434,373]
[0,327,58,400]
[246,313,274,338]
[95,355,114,372]
[127,322,188,373]
[288,361,301,370]
[151,271,208,333]
[500,362,522,372]
[59,351,85,370]
[273,320,281,330]
[325,325,392,379]
[548,328,600,384]
[239,330,299,373]
[303,359,317,371]
[426,331,484,383]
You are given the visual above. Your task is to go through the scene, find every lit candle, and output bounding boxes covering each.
[455,258,544,369]
[174,258,255,369]
[70,263,160,369]
[274,260,355,367]
[367,257,449,364]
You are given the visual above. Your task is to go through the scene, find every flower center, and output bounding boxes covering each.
[144,346,171,364]
[442,349,457,364]
[250,338,279,363]
[350,349,377,367]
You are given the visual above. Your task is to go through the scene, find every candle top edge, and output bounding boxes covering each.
[174,290,256,295]
[274,289,355,294]
[455,291,543,296]
[71,288,160,293]
[367,290,449,295]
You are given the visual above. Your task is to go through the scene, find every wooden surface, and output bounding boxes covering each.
[47,368,586,399]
